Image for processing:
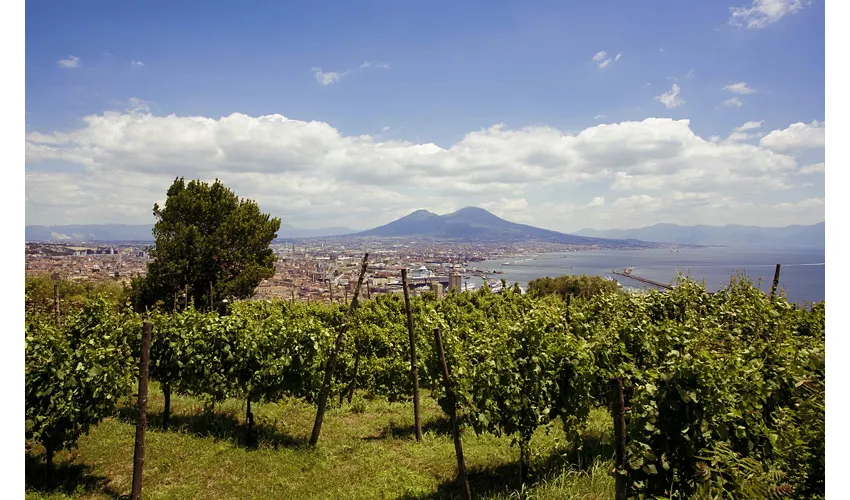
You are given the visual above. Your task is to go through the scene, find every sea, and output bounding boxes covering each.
[479,246,825,305]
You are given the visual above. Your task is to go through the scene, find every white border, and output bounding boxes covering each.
[825,0,844,496]
[3,0,25,495]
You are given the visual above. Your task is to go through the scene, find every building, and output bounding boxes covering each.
[410,266,433,278]
[449,273,462,292]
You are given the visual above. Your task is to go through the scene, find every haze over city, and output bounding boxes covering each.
[25,0,824,233]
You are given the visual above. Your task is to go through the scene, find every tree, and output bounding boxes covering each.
[527,274,621,300]
[133,177,281,311]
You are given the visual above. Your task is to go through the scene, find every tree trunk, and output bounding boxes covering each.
[612,378,628,500]
[519,440,529,485]
[246,395,254,444]
[162,383,172,429]
[347,344,362,404]
[45,442,54,471]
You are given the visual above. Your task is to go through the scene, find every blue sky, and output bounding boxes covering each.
[25,0,825,231]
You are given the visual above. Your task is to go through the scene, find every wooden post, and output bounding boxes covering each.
[209,281,214,311]
[309,253,370,446]
[53,282,60,327]
[770,264,782,299]
[434,328,472,500]
[345,288,349,306]
[291,290,295,303]
[612,377,627,500]
[329,282,335,303]
[401,269,423,442]
[185,284,189,309]
[131,321,153,500]
[565,294,571,325]
[346,340,362,404]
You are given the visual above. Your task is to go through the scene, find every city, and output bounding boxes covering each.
[25,237,643,303]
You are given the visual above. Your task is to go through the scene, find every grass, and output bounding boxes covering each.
[25,382,615,499]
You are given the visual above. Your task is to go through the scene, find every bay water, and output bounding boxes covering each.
[479,246,825,305]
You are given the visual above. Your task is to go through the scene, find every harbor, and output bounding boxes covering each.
[611,267,675,291]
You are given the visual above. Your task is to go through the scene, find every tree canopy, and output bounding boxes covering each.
[526,274,622,300]
[132,177,280,311]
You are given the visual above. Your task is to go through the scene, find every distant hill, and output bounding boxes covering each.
[25,225,155,242]
[275,224,356,239]
[25,223,355,242]
[350,207,658,247]
[574,222,825,247]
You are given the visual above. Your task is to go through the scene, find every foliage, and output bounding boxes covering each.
[527,274,622,300]
[25,274,131,318]
[24,272,824,498]
[133,177,281,311]
[25,298,139,465]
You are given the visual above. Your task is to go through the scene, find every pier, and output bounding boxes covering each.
[611,269,674,290]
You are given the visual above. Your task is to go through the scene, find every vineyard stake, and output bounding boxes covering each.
[131,321,153,500]
[434,327,472,500]
[770,264,782,299]
[401,269,423,442]
[346,338,362,404]
[210,281,214,311]
[612,377,627,500]
[309,253,369,446]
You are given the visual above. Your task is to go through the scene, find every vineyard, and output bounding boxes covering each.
[25,273,824,499]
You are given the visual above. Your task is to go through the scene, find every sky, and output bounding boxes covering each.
[24,0,825,232]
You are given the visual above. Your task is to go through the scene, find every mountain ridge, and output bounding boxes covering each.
[25,223,356,242]
[349,207,656,247]
[574,222,825,247]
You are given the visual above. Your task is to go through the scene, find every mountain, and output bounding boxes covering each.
[574,222,825,248]
[276,224,356,239]
[25,223,356,242]
[350,207,656,247]
[25,224,155,242]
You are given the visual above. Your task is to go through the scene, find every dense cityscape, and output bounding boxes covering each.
[24,237,649,302]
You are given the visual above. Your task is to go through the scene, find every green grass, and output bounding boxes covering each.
[25,383,614,499]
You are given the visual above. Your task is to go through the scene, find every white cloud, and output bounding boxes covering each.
[729,0,812,29]
[361,61,390,69]
[382,126,391,132]
[25,111,814,229]
[799,162,824,174]
[655,84,685,109]
[125,97,151,114]
[721,97,744,108]
[685,68,695,79]
[131,60,145,67]
[736,120,764,132]
[312,67,342,86]
[592,50,620,69]
[727,120,764,141]
[774,197,823,209]
[594,114,606,120]
[760,120,825,151]
[57,56,80,68]
[723,82,756,94]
